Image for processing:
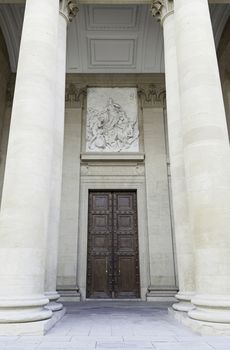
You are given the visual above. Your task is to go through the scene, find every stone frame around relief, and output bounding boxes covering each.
[85,87,140,153]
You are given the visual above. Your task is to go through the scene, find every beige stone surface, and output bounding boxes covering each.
[175,0,230,323]
[0,0,59,324]
[0,0,229,337]
[56,73,178,301]
[56,74,178,301]
[143,107,176,291]
[45,3,69,313]
[161,3,195,311]
[57,108,82,292]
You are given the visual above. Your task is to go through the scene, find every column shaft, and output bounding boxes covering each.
[162,7,195,312]
[0,0,59,322]
[45,9,68,312]
[175,0,230,323]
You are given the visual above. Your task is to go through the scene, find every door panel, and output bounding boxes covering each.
[114,192,140,298]
[87,191,140,299]
[118,256,136,296]
[91,257,108,297]
[87,192,112,298]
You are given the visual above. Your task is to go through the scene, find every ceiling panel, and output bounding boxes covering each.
[85,5,139,30]
[88,37,137,67]
[0,4,229,73]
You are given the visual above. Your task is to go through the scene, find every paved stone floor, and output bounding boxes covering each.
[1,302,230,350]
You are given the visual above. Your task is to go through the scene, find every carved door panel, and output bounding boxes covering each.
[87,191,140,299]
[87,192,113,298]
[113,192,140,298]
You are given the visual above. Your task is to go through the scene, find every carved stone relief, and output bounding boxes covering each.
[138,84,166,108]
[65,83,87,108]
[59,0,79,22]
[151,0,174,23]
[151,0,164,21]
[86,88,139,152]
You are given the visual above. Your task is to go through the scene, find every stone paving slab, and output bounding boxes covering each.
[0,302,230,349]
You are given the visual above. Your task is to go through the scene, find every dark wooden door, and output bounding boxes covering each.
[87,191,140,299]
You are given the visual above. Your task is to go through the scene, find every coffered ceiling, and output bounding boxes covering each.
[0,4,229,73]
[66,5,165,73]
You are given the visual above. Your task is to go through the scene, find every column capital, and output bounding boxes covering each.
[59,0,79,22]
[151,0,174,24]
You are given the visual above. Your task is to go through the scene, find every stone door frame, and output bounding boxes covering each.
[78,179,150,300]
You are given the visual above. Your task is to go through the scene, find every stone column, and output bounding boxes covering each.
[0,0,59,324]
[45,0,78,312]
[151,0,195,312]
[174,0,230,325]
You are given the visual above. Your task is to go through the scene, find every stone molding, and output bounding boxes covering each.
[7,75,166,109]
[151,0,174,23]
[7,76,166,110]
[59,0,79,22]
[65,83,166,109]
[65,74,165,109]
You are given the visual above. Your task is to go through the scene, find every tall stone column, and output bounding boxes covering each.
[0,0,59,325]
[45,0,78,312]
[151,0,195,312]
[174,0,230,327]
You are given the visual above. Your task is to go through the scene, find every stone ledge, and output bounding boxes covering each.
[81,153,145,161]
[147,287,178,302]
[58,286,81,302]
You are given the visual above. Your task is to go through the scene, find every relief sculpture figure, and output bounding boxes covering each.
[86,97,139,152]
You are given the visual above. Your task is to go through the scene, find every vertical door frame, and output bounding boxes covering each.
[78,180,150,300]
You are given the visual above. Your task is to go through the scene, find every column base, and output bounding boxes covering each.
[146,286,178,302]
[0,307,66,336]
[0,296,52,323]
[189,294,230,323]
[172,292,195,312]
[45,291,63,312]
[169,307,230,336]
[45,301,63,312]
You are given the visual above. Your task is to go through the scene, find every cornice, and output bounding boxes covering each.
[59,0,79,22]
[7,75,166,109]
[66,75,166,108]
[151,0,174,24]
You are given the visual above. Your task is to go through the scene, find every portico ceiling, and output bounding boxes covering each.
[0,3,229,73]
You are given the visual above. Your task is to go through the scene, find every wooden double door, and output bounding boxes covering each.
[87,190,140,299]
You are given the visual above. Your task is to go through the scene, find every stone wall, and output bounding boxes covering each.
[57,74,178,300]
